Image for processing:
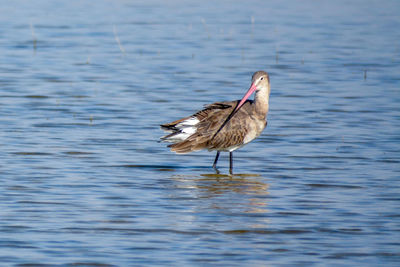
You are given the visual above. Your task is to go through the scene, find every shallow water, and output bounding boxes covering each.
[1,0,400,266]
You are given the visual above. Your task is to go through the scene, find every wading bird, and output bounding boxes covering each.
[160,71,271,174]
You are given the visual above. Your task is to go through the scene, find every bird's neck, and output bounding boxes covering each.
[254,85,270,120]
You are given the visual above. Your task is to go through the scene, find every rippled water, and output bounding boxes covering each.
[1,0,399,266]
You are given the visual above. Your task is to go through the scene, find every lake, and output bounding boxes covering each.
[0,0,399,266]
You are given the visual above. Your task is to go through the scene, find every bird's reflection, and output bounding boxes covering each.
[170,172,269,214]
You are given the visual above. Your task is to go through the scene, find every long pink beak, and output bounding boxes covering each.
[234,83,257,112]
[211,82,258,139]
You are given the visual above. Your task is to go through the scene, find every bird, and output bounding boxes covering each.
[160,71,271,174]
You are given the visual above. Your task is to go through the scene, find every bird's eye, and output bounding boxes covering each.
[260,77,264,80]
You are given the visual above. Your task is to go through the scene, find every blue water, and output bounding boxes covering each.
[1,0,399,266]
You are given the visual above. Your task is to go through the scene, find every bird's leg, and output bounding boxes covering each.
[212,151,220,170]
[229,152,233,175]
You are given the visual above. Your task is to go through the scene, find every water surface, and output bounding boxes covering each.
[0,0,399,266]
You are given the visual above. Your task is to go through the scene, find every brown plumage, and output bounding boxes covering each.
[160,71,271,173]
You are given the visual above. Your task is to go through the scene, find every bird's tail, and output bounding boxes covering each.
[168,138,207,154]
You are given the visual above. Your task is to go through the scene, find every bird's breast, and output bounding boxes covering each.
[243,118,266,144]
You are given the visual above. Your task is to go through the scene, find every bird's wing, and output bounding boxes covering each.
[168,101,255,153]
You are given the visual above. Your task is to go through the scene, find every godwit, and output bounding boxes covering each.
[160,71,271,174]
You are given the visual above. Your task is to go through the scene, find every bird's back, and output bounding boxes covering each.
[161,100,266,153]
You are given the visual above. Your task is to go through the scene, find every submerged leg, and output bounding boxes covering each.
[212,151,220,169]
[229,152,233,174]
